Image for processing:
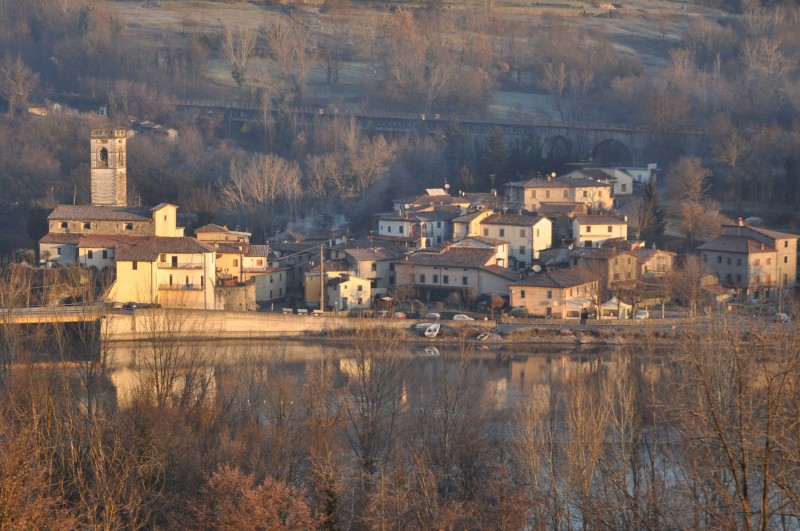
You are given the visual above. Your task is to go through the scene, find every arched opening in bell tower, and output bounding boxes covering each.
[98,147,109,168]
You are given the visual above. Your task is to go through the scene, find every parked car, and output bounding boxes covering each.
[376,310,389,318]
[635,309,649,320]
[423,312,441,321]
[393,312,407,320]
[774,312,790,323]
[453,314,474,321]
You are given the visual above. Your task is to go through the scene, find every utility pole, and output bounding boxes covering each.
[319,244,325,312]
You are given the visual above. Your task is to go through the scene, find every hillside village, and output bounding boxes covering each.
[38,129,799,320]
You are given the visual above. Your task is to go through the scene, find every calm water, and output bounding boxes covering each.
[107,340,624,410]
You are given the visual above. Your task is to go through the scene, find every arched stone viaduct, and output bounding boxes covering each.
[175,101,709,165]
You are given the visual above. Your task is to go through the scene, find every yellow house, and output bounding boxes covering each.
[510,267,599,319]
[106,236,217,309]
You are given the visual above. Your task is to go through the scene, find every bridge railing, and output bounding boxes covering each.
[173,99,708,136]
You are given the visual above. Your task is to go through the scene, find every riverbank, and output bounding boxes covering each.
[102,308,711,346]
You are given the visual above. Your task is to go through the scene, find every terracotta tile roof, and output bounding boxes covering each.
[195,223,230,233]
[247,245,269,257]
[697,236,775,254]
[723,224,800,241]
[400,247,495,268]
[575,215,627,225]
[48,205,151,221]
[482,213,546,226]
[522,177,611,189]
[114,237,215,262]
[569,168,616,181]
[77,235,144,248]
[631,248,676,261]
[151,203,178,211]
[481,264,521,281]
[455,236,507,247]
[345,247,403,262]
[39,233,82,245]
[310,260,351,273]
[453,210,489,223]
[271,243,317,254]
[511,267,599,288]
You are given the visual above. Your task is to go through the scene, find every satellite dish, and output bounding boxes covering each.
[532,264,542,273]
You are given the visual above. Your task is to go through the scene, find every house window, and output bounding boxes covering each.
[520,290,526,298]
[160,254,166,262]
[437,222,442,228]
[399,226,404,234]
[390,276,395,285]
[270,289,273,298]
[389,264,395,271]
[531,190,537,198]
[520,229,526,237]
[56,247,61,255]
[755,258,761,266]
[83,222,91,230]
[599,191,603,197]
[60,222,68,229]
[536,229,540,237]
[420,274,426,283]
[725,274,731,282]
[586,226,592,233]
[737,258,742,266]
[201,276,204,288]
[436,236,442,244]
[736,274,742,283]
[233,259,238,267]
[433,275,438,283]
[627,257,631,264]
[358,298,363,305]
[279,287,282,296]
[703,254,708,263]
[169,275,173,286]
[124,223,133,230]
[607,225,612,233]
[185,276,189,286]
[626,272,631,279]
[483,228,489,236]
[87,250,93,259]
[132,261,138,270]
[102,250,108,259]
[257,259,263,266]
[784,241,788,248]
[582,191,588,198]
[462,276,468,285]
[766,274,771,285]
[279,273,283,280]
[270,276,274,284]
[443,275,449,284]
[717,256,722,264]
[767,258,771,265]
[519,246,525,255]
[727,257,732,265]
[621,184,627,192]
[387,226,392,233]
[545,190,551,199]
[562,190,568,198]
[357,285,363,291]
[784,256,788,263]
[546,290,552,299]
[499,229,505,237]
[613,273,620,280]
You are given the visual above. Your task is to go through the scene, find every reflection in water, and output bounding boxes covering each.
[105,340,624,410]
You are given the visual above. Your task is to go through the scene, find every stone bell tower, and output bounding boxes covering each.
[90,129,127,206]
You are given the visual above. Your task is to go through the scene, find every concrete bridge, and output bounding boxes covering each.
[175,100,710,165]
[0,305,109,325]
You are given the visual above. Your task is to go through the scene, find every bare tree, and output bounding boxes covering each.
[0,55,37,115]
[221,25,256,89]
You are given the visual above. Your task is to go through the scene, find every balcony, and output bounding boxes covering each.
[158,283,204,291]
[158,262,203,269]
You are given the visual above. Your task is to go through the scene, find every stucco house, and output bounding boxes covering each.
[105,236,217,309]
[572,215,628,248]
[697,221,799,302]
[479,213,553,267]
[505,175,613,212]
[393,247,519,301]
[509,267,599,319]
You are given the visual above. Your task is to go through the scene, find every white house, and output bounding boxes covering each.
[573,215,628,248]
[479,213,553,267]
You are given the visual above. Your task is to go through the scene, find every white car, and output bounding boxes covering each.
[452,314,474,321]
[635,309,649,320]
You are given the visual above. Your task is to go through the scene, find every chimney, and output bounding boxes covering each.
[760,243,765,251]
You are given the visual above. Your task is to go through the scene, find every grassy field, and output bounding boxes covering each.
[113,0,721,119]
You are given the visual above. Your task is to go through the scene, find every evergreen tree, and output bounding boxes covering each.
[637,178,666,244]
[480,126,510,189]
